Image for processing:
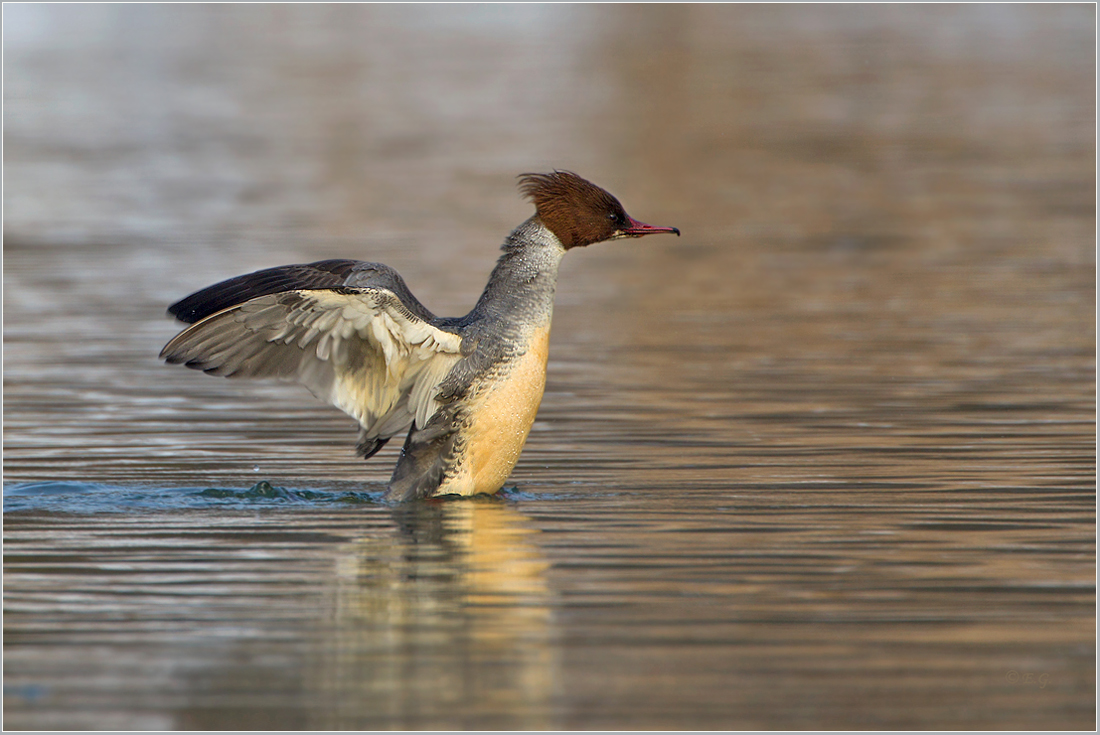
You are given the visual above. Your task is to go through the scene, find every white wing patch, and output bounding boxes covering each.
[161,288,463,444]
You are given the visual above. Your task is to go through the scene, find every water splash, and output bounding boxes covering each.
[3,480,383,514]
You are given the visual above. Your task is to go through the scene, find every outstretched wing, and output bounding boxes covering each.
[161,286,464,450]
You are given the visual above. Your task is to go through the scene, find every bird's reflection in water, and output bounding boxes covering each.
[310,497,558,730]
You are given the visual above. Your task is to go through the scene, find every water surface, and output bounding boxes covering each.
[4,5,1095,729]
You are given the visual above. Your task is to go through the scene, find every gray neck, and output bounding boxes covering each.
[465,216,565,327]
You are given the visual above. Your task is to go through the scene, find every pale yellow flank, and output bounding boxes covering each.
[436,322,551,496]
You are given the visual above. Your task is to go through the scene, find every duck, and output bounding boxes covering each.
[161,171,679,501]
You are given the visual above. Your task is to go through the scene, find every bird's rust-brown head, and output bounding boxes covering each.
[518,170,680,249]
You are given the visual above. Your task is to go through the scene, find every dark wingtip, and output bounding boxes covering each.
[164,259,364,325]
[166,301,199,324]
[167,290,226,324]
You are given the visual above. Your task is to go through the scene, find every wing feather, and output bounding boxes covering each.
[161,287,463,447]
[167,259,362,323]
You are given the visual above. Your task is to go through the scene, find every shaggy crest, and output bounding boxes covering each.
[518,170,630,248]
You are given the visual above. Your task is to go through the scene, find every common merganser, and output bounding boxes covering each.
[161,171,680,501]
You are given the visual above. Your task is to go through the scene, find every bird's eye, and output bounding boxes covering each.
[609,212,622,225]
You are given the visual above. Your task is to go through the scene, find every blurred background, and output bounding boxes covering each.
[4,4,1095,730]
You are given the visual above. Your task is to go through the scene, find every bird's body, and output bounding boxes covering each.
[162,171,678,501]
